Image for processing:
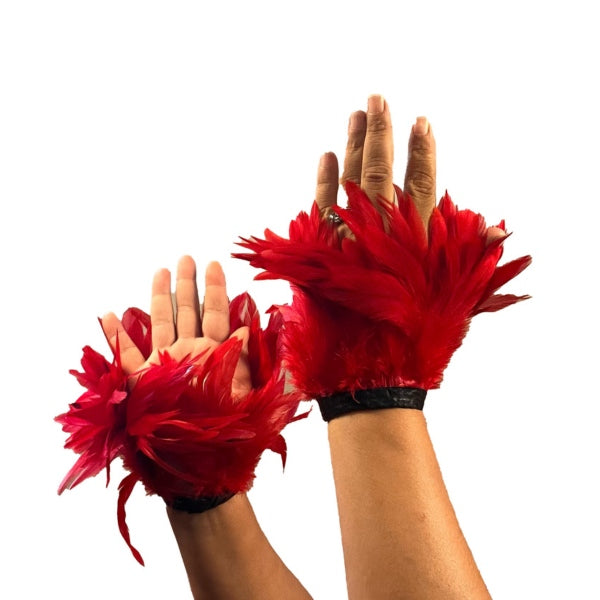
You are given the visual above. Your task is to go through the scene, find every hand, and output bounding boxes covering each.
[101,256,252,398]
[315,94,437,230]
[315,94,504,241]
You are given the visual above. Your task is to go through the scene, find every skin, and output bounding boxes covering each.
[316,98,436,227]
[315,95,493,599]
[166,494,311,600]
[102,257,251,396]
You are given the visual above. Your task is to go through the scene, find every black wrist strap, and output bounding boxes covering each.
[317,387,426,422]
[169,492,235,514]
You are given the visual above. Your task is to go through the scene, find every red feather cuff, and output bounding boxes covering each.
[234,183,532,398]
[56,295,305,565]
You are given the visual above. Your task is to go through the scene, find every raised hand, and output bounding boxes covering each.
[101,256,251,398]
[314,96,504,244]
[315,95,437,230]
[59,254,308,582]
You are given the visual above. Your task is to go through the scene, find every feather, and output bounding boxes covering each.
[56,345,128,494]
[121,307,152,359]
[57,298,307,564]
[234,182,532,396]
[117,473,144,566]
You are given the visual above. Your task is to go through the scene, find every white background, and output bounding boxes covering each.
[1,1,598,598]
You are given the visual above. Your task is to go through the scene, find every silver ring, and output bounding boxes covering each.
[328,211,343,225]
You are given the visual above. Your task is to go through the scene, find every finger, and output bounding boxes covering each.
[404,116,437,227]
[100,312,145,375]
[175,255,200,339]
[486,226,507,244]
[202,261,230,343]
[340,110,367,187]
[361,94,394,204]
[151,268,175,350]
[315,152,339,216]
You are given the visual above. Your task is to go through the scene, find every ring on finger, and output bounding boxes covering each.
[328,211,343,225]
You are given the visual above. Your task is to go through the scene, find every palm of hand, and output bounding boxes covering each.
[102,257,251,398]
[143,335,251,399]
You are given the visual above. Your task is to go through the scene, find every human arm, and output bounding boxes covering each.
[99,257,312,600]
[328,410,490,599]
[235,94,526,598]
[316,96,492,599]
[167,493,310,600]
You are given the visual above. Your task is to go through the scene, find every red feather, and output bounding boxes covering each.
[57,298,307,565]
[121,338,303,503]
[121,307,152,359]
[234,183,532,396]
[56,344,128,493]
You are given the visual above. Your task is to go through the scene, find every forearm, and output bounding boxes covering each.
[328,409,491,600]
[167,493,312,600]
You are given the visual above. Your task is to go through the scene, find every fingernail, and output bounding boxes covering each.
[319,151,335,171]
[349,111,365,131]
[486,226,509,243]
[414,116,429,136]
[368,94,385,114]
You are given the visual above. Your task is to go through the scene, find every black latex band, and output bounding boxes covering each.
[169,492,235,514]
[318,387,426,422]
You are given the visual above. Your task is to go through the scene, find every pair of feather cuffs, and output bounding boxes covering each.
[235,183,532,398]
[56,295,305,565]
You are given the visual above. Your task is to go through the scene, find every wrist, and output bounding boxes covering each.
[168,493,235,514]
[167,494,313,600]
[167,493,252,538]
[166,494,263,600]
[328,408,429,466]
[317,386,426,422]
